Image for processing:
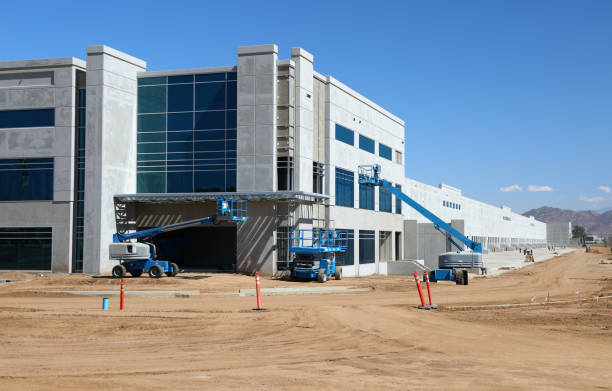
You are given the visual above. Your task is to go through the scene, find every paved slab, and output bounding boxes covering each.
[47,290,200,298]
[238,286,370,297]
[482,247,576,276]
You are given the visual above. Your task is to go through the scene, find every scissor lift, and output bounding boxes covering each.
[289,229,348,282]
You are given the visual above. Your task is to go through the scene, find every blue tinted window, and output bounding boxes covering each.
[395,184,402,214]
[335,124,354,146]
[168,84,193,112]
[168,74,194,84]
[167,131,193,142]
[335,168,354,207]
[359,182,374,210]
[227,72,237,81]
[138,132,166,142]
[138,86,166,113]
[168,113,193,131]
[195,73,225,82]
[359,230,375,264]
[137,73,237,193]
[0,227,52,270]
[138,114,166,132]
[379,186,392,213]
[226,81,237,109]
[195,111,225,129]
[137,172,166,193]
[0,158,53,201]
[0,109,55,129]
[335,230,354,266]
[359,135,375,153]
[195,82,225,111]
[226,110,237,129]
[379,143,392,160]
[167,171,193,193]
[194,171,225,192]
[138,76,166,86]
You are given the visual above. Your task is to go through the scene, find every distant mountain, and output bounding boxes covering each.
[522,206,612,234]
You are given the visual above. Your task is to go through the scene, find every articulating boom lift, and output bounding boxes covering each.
[358,165,485,282]
[109,198,247,278]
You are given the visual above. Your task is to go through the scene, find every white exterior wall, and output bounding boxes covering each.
[321,73,405,276]
[401,177,547,249]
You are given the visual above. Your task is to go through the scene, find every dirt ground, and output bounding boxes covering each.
[1,248,611,390]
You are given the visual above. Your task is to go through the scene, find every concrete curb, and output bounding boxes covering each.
[46,290,200,298]
[238,286,370,297]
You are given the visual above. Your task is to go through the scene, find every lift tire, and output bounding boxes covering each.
[148,265,163,278]
[334,266,342,280]
[112,265,127,278]
[166,262,179,277]
[317,269,328,283]
[130,269,143,277]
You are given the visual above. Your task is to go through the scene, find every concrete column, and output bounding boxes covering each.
[83,46,146,274]
[236,45,277,192]
[291,47,314,193]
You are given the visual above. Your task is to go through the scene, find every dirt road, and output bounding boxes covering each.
[0,248,611,390]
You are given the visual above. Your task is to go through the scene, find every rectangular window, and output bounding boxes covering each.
[277,156,293,191]
[359,230,375,264]
[0,227,52,270]
[195,82,226,111]
[379,143,392,160]
[0,158,53,201]
[335,168,354,207]
[359,134,375,153]
[335,124,354,146]
[138,86,166,114]
[336,229,354,266]
[395,150,403,165]
[395,184,402,214]
[313,161,324,194]
[379,185,392,213]
[358,178,374,210]
[0,109,55,128]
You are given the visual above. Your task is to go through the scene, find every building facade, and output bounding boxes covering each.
[0,44,547,275]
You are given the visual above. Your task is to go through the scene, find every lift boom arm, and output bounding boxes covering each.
[358,165,482,253]
[112,197,247,243]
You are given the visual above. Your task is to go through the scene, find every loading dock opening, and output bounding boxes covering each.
[151,226,237,271]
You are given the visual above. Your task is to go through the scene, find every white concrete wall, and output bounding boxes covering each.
[84,46,145,274]
[0,58,86,272]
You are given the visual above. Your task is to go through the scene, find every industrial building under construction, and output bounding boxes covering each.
[0,44,559,276]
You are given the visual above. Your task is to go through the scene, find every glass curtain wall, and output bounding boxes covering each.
[359,230,375,264]
[137,72,237,193]
[0,227,52,270]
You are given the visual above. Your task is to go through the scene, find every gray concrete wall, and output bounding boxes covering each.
[417,223,447,269]
[292,48,314,193]
[546,222,572,245]
[84,46,145,274]
[236,45,278,192]
[0,58,85,272]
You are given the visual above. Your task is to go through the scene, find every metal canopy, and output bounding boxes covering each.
[114,191,329,204]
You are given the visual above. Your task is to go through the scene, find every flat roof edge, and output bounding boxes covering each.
[139,66,237,78]
[0,57,86,71]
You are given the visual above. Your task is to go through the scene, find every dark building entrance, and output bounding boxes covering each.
[151,226,236,271]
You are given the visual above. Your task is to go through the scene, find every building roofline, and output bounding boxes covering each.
[138,65,237,78]
[0,57,86,71]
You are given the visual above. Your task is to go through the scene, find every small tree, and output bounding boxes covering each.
[572,225,585,244]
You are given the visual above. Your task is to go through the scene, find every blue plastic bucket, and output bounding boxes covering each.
[102,297,109,310]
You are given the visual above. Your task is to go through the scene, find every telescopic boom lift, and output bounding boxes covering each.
[358,165,485,282]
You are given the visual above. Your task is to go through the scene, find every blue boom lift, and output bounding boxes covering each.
[109,198,247,278]
[358,165,484,283]
[289,229,348,282]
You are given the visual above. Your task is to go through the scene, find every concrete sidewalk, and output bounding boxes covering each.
[482,247,576,276]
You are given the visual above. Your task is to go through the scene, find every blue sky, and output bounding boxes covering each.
[2,0,611,213]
